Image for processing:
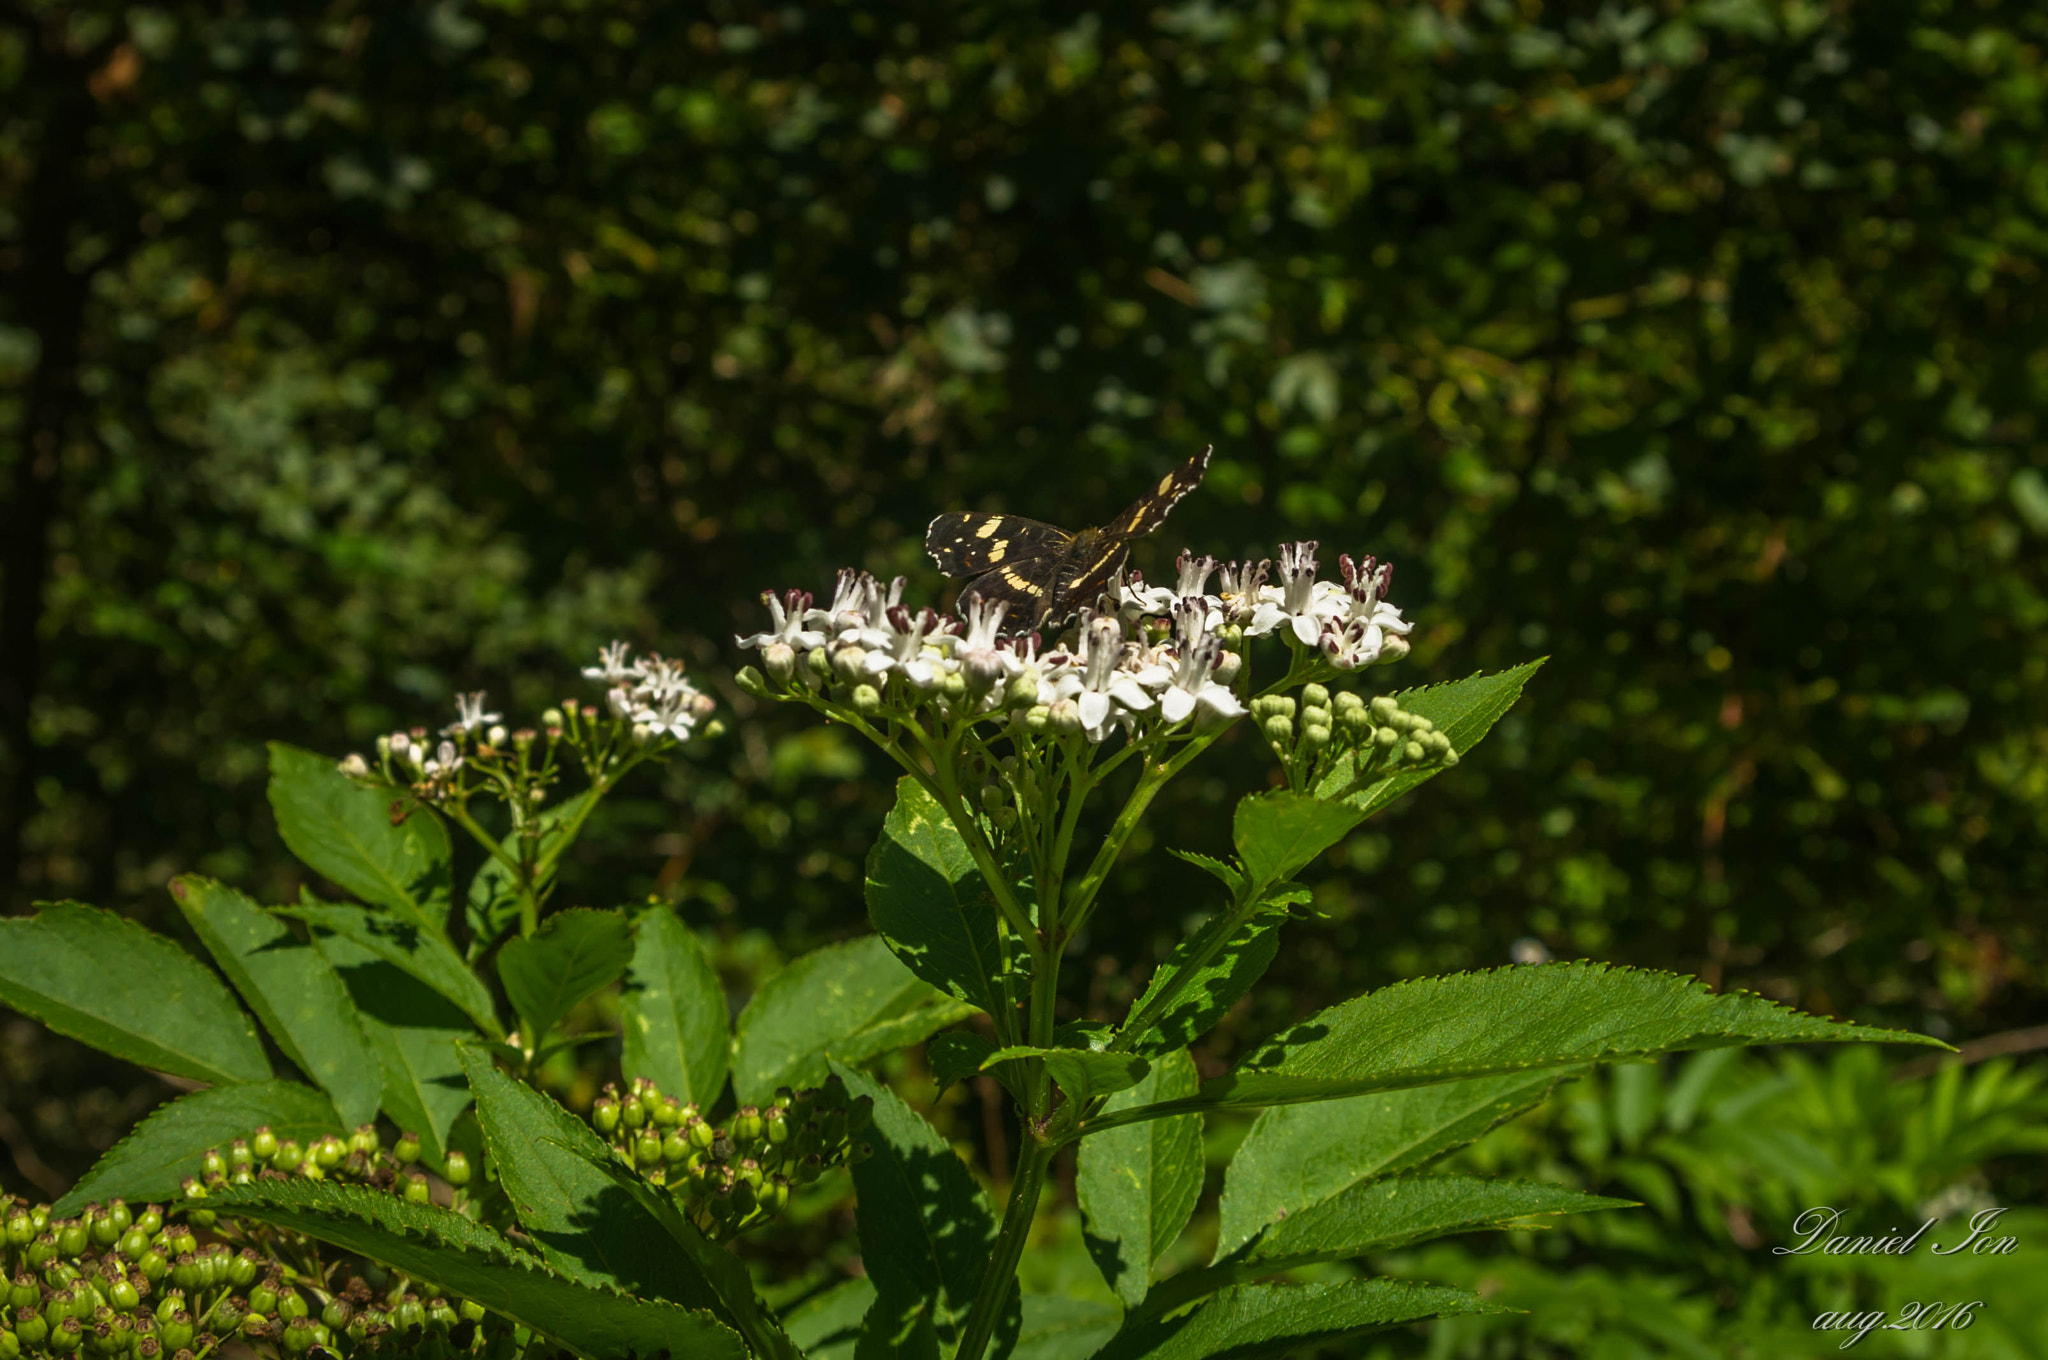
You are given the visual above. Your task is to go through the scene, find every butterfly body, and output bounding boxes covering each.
[926,447,1212,630]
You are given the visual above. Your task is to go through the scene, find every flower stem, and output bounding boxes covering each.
[953,1132,1054,1360]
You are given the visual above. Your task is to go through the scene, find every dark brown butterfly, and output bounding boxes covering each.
[926,446,1213,630]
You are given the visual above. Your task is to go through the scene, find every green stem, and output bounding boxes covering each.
[1106,877,1265,1056]
[953,1133,1055,1360]
[1063,730,1224,940]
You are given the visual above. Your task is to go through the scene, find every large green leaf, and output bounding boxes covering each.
[865,777,1013,1018]
[171,876,381,1127]
[1141,1176,1628,1322]
[1215,1070,1570,1258]
[317,934,474,1169]
[784,1277,875,1360]
[464,791,590,960]
[731,935,977,1104]
[267,742,452,929]
[1096,1279,1503,1360]
[1081,963,1942,1134]
[1313,660,1546,816]
[496,907,633,1049]
[54,1080,342,1215]
[458,1047,731,1317]
[620,907,730,1107]
[1232,791,1364,885]
[983,1046,1150,1107]
[205,1179,746,1359]
[832,1060,1014,1357]
[0,901,270,1086]
[1013,1296,1123,1360]
[287,901,500,1037]
[1076,1049,1203,1308]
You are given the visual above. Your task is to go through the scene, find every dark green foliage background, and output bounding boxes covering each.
[3,0,2044,1210]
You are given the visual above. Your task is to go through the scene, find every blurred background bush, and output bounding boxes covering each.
[3,1,2044,1352]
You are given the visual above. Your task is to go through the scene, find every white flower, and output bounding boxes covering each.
[849,574,909,648]
[634,656,696,704]
[863,606,955,690]
[421,739,464,779]
[1051,613,1156,741]
[446,691,501,735]
[635,688,709,741]
[583,641,638,684]
[1123,551,1223,622]
[1247,541,1345,646]
[803,569,874,638]
[1215,558,1271,627]
[737,589,827,654]
[1320,554,1415,669]
[1160,636,1246,725]
[952,596,1018,695]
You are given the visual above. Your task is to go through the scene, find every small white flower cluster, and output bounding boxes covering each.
[738,543,1411,745]
[581,641,717,743]
[1124,542,1412,671]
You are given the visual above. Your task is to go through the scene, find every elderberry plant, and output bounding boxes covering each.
[0,542,1944,1360]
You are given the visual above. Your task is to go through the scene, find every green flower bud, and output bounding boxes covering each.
[939,670,968,700]
[349,1124,379,1157]
[395,1294,426,1332]
[321,1298,352,1332]
[590,1096,619,1138]
[634,1133,663,1168]
[48,1315,81,1355]
[45,1288,75,1328]
[108,1277,140,1312]
[134,1207,161,1238]
[168,1232,195,1259]
[386,1130,419,1167]
[56,1220,88,1258]
[250,1127,279,1161]
[444,1151,471,1187]
[1024,704,1051,733]
[734,1106,764,1144]
[152,1295,183,1327]
[766,1175,791,1213]
[1048,698,1083,734]
[662,1129,690,1164]
[248,1279,278,1316]
[620,1095,647,1131]
[1302,722,1332,750]
[282,1315,317,1356]
[137,1252,166,1284]
[1260,714,1294,746]
[1333,690,1365,716]
[851,683,883,715]
[847,1094,875,1137]
[978,783,1006,815]
[427,1297,458,1329]
[4,1210,33,1247]
[228,1249,259,1288]
[273,1140,302,1170]
[8,1271,38,1309]
[13,1313,48,1348]
[107,1200,132,1235]
[404,1173,431,1205]
[729,1178,758,1218]
[686,1116,716,1152]
[1372,725,1400,751]
[763,1107,790,1146]
[26,1233,57,1269]
[795,1153,824,1185]
[1369,695,1400,722]
[459,1300,486,1324]
[116,1227,150,1261]
[1301,683,1330,708]
[991,805,1019,833]
[276,1288,309,1322]
[652,1097,683,1129]
[200,1149,228,1182]
[297,1159,324,1182]
[1006,671,1040,708]
[849,1141,876,1166]
[0,1328,18,1359]
[1403,739,1427,764]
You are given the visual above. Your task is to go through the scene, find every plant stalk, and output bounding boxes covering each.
[953,1132,1054,1360]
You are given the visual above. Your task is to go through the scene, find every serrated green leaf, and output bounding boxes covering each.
[205,1179,747,1359]
[496,908,632,1049]
[866,777,1014,1018]
[1096,1279,1503,1360]
[1144,1175,1628,1322]
[731,935,978,1104]
[1232,790,1364,885]
[0,901,270,1087]
[983,1045,1151,1107]
[287,901,500,1037]
[831,1060,1015,1356]
[785,1277,875,1359]
[1082,963,1942,1135]
[1166,848,1243,894]
[171,876,380,1127]
[620,907,729,1108]
[317,934,473,1169]
[1215,1070,1571,1258]
[1013,1295,1123,1360]
[1313,660,1545,816]
[54,1081,342,1215]
[267,742,452,929]
[459,1046,728,1316]
[465,792,590,960]
[1122,903,1291,1058]
[1076,1049,1202,1308]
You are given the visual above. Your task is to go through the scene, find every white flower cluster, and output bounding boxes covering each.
[581,641,716,742]
[738,542,1411,745]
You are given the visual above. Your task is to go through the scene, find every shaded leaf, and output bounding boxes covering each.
[267,742,452,928]
[784,1277,876,1360]
[927,1031,998,1091]
[620,907,730,1108]
[55,1081,341,1215]
[866,777,1015,1018]
[731,935,977,1104]
[288,901,500,1037]
[317,933,474,1169]
[832,1060,1015,1356]
[1076,1049,1202,1308]
[496,907,633,1049]
[1013,1295,1123,1360]
[1122,903,1292,1058]
[206,1178,746,1358]
[1097,1279,1502,1360]
[1216,1070,1571,1258]
[458,1046,728,1316]
[0,901,269,1087]
[171,875,380,1126]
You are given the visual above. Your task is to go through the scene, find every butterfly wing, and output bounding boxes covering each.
[1099,445,1213,540]
[925,513,1071,577]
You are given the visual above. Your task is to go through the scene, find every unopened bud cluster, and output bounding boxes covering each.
[1,1189,503,1357]
[1253,686,1457,792]
[591,1075,873,1243]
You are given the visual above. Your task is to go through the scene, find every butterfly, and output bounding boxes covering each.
[925,446,1213,631]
